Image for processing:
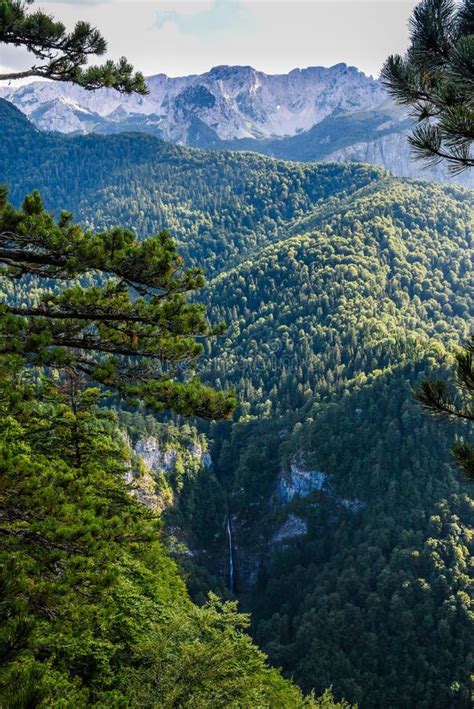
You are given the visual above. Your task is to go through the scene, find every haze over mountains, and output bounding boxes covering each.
[2,63,471,186]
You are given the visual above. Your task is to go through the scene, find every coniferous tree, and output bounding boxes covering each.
[415,337,474,479]
[381,0,474,173]
[0,189,236,419]
[0,2,233,419]
[0,356,336,707]
[0,0,147,92]
[382,0,473,480]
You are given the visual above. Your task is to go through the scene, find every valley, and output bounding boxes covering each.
[1,96,471,706]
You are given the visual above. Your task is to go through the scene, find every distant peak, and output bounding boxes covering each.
[331,63,370,77]
[143,64,373,83]
[208,65,255,77]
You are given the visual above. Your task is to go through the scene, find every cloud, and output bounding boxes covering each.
[155,0,252,38]
[12,1,416,81]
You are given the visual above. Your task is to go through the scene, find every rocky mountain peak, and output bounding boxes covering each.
[2,64,470,184]
[0,63,386,142]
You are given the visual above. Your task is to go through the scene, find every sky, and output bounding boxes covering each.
[1,1,419,80]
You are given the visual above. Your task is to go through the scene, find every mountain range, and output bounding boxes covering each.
[2,64,472,186]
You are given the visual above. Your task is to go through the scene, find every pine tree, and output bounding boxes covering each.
[381,0,474,173]
[0,356,331,707]
[0,189,236,419]
[382,1,473,480]
[0,0,147,92]
[415,337,474,480]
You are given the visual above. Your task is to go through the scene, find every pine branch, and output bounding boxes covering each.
[452,439,474,480]
[0,189,235,421]
[414,379,473,421]
[381,0,474,174]
[0,1,147,94]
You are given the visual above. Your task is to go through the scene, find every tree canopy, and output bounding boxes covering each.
[0,188,236,419]
[0,355,343,708]
[0,43,472,705]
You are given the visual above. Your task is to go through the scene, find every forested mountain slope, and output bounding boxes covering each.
[197,179,473,707]
[205,178,472,408]
[0,359,327,708]
[2,65,472,187]
[0,100,472,707]
[0,98,383,276]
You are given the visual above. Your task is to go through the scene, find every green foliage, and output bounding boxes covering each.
[0,0,147,92]
[415,337,474,479]
[0,358,320,707]
[0,99,472,707]
[244,360,473,708]
[184,168,472,705]
[204,178,472,418]
[0,97,384,276]
[0,189,236,420]
[382,0,474,173]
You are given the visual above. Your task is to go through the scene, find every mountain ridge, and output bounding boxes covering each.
[0,62,383,139]
[4,62,472,185]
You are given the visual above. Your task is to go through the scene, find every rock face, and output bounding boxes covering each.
[124,465,169,513]
[134,437,178,475]
[133,435,211,475]
[3,63,471,185]
[0,63,384,142]
[277,459,329,503]
[125,435,211,512]
[276,457,366,513]
[322,128,460,182]
[271,514,308,545]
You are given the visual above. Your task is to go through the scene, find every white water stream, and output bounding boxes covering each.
[226,515,235,592]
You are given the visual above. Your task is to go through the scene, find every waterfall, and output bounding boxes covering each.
[226,515,234,593]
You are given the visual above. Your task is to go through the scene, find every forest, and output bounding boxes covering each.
[0,97,385,275]
[0,354,331,707]
[1,92,472,707]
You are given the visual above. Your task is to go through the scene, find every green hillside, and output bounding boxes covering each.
[198,177,473,707]
[205,178,471,406]
[0,97,384,276]
[0,100,472,707]
[0,358,325,708]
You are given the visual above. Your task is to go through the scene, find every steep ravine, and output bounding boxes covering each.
[128,433,365,596]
